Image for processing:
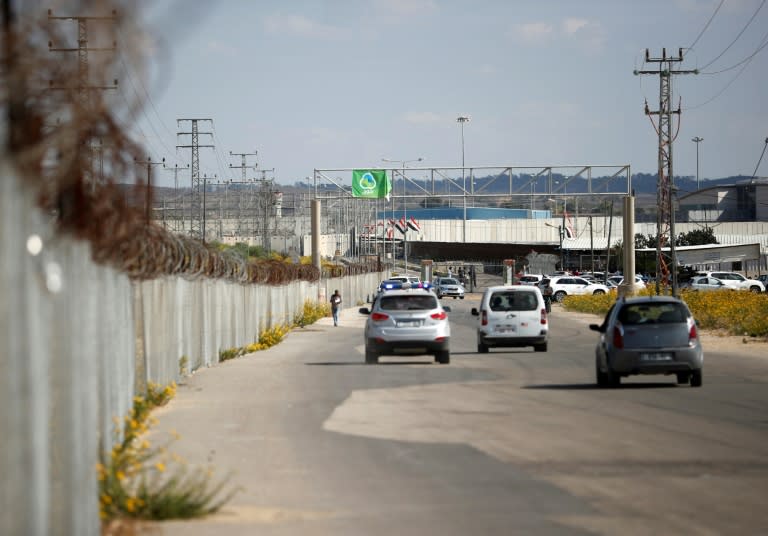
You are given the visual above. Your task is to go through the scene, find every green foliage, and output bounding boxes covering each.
[676,227,718,246]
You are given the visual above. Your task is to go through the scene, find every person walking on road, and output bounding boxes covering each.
[330,290,342,326]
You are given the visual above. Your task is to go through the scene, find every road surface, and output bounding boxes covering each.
[146,293,768,535]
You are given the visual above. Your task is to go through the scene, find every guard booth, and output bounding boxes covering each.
[420,260,433,284]
[503,259,517,286]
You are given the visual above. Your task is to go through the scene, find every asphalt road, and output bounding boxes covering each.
[148,292,768,536]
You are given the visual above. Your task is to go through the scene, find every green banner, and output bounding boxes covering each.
[352,169,391,199]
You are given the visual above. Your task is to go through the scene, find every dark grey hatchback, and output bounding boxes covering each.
[589,296,703,387]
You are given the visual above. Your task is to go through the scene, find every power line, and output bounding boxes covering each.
[702,26,768,74]
[751,137,768,179]
[701,0,766,70]
[687,0,725,51]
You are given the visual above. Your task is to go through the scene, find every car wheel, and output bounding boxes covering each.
[478,342,489,353]
[459,296,464,299]
[690,370,703,387]
[676,373,690,385]
[593,289,605,295]
[533,342,547,352]
[604,359,621,387]
[365,349,378,364]
[596,360,609,387]
[749,286,761,293]
[554,291,566,302]
[436,350,450,364]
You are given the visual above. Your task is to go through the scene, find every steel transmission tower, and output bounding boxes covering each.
[176,119,214,240]
[229,151,258,238]
[634,48,697,296]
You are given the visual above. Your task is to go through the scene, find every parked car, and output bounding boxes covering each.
[518,274,544,286]
[687,275,729,292]
[436,277,465,299]
[589,296,703,387]
[608,274,646,288]
[471,285,548,353]
[696,271,765,293]
[359,288,451,364]
[547,276,609,302]
[758,274,768,286]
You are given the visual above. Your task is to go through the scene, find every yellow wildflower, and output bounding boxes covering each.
[101,494,113,505]
[155,462,166,472]
[116,470,126,481]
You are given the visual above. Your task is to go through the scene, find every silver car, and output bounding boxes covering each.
[436,277,465,299]
[589,296,703,387]
[359,289,451,364]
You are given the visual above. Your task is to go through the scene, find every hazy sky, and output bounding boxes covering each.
[126,0,768,187]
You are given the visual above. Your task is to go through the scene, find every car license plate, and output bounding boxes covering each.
[640,352,672,361]
[397,320,421,327]
[496,325,516,333]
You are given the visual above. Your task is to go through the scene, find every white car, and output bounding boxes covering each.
[518,274,544,286]
[696,271,765,293]
[608,274,646,288]
[687,275,728,292]
[471,285,548,352]
[547,276,609,302]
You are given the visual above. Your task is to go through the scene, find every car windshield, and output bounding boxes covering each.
[489,291,538,311]
[380,294,439,311]
[618,303,687,325]
[441,278,459,285]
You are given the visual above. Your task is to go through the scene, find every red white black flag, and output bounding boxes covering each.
[394,217,407,235]
[407,216,420,232]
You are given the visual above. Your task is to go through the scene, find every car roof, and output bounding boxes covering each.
[619,295,684,305]
[376,288,440,298]
[485,285,541,292]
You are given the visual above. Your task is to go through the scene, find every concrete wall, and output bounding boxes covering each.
[0,163,382,536]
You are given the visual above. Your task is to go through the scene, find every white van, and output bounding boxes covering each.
[470,285,548,353]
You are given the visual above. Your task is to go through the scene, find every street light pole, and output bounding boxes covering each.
[457,115,470,242]
[692,136,703,190]
[382,157,422,275]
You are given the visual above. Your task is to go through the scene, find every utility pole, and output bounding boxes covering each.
[48,9,118,187]
[134,156,165,224]
[692,136,703,190]
[176,119,214,240]
[635,48,697,297]
[164,164,189,233]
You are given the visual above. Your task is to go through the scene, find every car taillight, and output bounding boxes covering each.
[540,308,547,325]
[431,311,447,320]
[689,323,698,346]
[612,326,624,349]
[371,312,389,321]
[481,310,488,326]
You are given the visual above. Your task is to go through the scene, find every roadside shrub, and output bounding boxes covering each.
[99,382,237,526]
[563,289,768,337]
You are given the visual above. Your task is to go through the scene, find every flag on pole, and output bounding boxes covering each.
[407,216,420,232]
[352,169,391,199]
[394,217,407,235]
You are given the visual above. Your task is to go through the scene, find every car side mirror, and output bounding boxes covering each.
[358,307,371,315]
[471,308,479,316]
[589,323,604,333]
[443,306,451,313]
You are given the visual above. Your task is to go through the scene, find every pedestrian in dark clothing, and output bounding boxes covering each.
[330,290,342,326]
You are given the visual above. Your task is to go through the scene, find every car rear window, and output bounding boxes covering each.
[380,294,438,311]
[618,303,687,325]
[441,278,459,285]
[489,291,538,311]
